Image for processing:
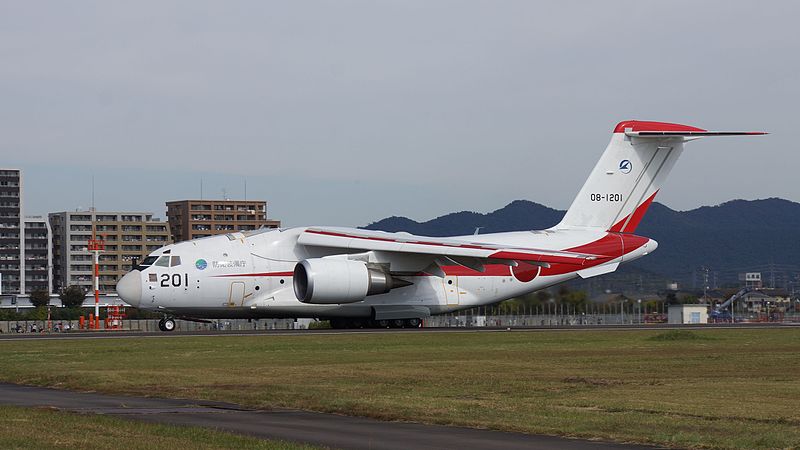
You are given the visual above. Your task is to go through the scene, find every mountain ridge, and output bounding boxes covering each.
[363,198,800,286]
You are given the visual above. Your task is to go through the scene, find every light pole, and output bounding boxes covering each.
[637,299,642,324]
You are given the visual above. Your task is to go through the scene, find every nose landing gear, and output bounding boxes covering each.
[158,317,176,332]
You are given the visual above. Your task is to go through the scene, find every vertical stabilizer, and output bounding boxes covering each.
[555,121,766,233]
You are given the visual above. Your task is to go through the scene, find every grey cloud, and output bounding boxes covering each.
[1,1,797,227]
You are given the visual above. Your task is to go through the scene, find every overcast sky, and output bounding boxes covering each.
[1,1,797,227]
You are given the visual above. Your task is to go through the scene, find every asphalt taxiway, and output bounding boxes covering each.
[0,383,659,450]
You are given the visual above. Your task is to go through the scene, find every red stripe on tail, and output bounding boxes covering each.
[622,190,659,233]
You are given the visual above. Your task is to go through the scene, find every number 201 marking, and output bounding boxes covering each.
[160,273,189,287]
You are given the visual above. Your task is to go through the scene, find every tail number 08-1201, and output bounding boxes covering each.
[160,273,189,287]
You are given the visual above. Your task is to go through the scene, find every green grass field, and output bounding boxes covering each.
[0,405,320,450]
[0,328,798,449]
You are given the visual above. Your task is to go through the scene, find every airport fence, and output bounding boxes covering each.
[425,311,800,327]
[2,313,798,334]
[0,318,311,334]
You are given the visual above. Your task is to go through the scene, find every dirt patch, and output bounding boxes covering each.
[647,330,710,341]
[562,376,624,387]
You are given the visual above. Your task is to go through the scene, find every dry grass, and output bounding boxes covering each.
[0,405,321,450]
[0,328,798,449]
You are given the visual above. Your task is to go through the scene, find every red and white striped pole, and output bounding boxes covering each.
[93,248,99,320]
[88,236,104,330]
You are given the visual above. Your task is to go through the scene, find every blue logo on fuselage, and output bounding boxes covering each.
[195,259,207,270]
[619,159,632,174]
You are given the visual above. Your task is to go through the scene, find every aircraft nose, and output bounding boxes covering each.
[117,270,142,308]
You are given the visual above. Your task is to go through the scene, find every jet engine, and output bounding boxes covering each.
[293,258,410,304]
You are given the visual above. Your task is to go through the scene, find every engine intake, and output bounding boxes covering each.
[293,258,409,304]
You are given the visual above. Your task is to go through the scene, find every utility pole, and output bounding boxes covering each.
[770,262,776,289]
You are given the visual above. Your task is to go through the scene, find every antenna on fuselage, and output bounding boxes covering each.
[473,227,483,235]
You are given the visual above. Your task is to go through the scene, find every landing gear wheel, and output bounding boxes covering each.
[404,318,421,328]
[347,319,367,329]
[330,319,347,329]
[162,318,176,332]
[390,319,405,328]
[158,319,166,332]
[375,319,390,328]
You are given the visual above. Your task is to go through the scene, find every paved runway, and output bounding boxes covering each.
[0,322,795,341]
[0,383,659,450]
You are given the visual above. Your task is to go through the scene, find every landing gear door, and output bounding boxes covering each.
[228,282,245,307]
[443,276,460,306]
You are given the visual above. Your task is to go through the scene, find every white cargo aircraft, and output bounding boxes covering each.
[117,121,765,331]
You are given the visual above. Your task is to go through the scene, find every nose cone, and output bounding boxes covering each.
[117,270,142,307]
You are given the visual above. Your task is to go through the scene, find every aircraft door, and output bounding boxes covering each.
[443,276,460,306]
[228,282,245,307]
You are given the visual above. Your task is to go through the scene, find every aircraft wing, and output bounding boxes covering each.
[297,227,599,266]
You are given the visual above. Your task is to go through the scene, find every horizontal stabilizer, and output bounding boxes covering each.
[625,131,767,137]
[576,262,619,279]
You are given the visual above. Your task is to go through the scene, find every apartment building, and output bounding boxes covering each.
[0,169,22,294]
[166,200,280,242]
[23,216,52,294]
[49,211,171,293]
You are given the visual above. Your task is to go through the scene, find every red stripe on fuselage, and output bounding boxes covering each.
[539,233,648,276]
[488,251,586,265]
[212,271,294,278]
[433,233,649,278]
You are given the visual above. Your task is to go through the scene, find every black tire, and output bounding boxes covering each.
[376,319,390,328]
[158,319,166,332]
[347,318,368,329]
[330,318,347,329]
[405,318,421,328]
[162,318,176,332]
[390,319,405,328]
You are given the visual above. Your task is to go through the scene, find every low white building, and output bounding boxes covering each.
[668,304,708,324]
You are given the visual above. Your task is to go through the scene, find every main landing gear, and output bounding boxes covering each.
[329,318,422,329]
[158,317,176,332]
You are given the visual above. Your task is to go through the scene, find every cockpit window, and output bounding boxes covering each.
[154,256,170,267]
[241,228,277,238]
[170,256,181,267]
[139,256,158,267]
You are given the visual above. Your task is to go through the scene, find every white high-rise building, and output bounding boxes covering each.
[0,169,52,295]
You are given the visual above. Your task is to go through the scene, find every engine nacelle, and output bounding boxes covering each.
[293,258,399,304]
